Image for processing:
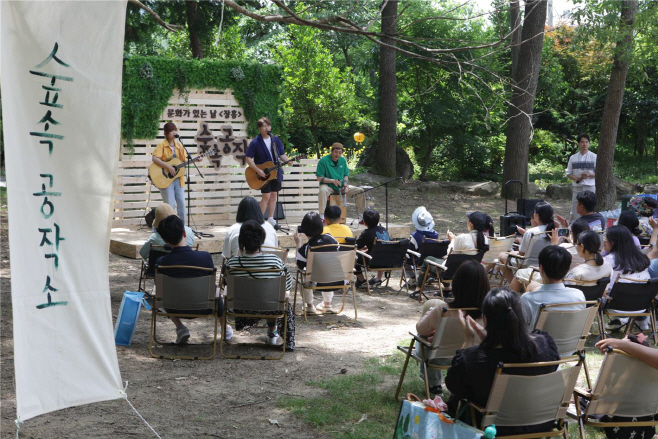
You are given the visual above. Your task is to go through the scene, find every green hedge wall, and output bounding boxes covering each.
[121,56,283,144]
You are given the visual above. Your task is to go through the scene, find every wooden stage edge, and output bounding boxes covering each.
[110,219,411,259]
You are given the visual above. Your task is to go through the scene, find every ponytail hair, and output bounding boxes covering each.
[578,230,604,266]
[535,202,556,240]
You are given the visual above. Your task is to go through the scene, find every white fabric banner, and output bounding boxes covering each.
[1,1,126,421]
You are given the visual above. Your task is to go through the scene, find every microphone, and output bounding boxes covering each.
[174,134,180,139]
[267,130,272,136]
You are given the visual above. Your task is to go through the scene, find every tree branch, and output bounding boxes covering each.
[128,0,185,32]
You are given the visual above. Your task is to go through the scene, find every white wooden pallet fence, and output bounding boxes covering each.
[114,89,320,227]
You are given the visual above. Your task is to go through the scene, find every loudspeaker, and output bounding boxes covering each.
[500,214,527,237]
[516,199,542,221]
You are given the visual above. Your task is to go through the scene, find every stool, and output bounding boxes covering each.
[328,194,347,224]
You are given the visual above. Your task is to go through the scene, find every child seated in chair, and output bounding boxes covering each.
[226,220,295,350]
[295,211,343,314]
[354,208,390,289]
[322,205,353,244]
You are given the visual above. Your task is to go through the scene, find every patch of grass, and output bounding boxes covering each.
[0,187,6,206]
[277,345,426,439]
[279,337,625,439]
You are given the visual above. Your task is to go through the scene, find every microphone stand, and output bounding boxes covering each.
[355,176,403,230]
[267,130,291,235]
[179,137,214,239]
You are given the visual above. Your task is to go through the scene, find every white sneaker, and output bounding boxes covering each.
[267,217,277,226]
[636,318,650,331]
[267,332,282,346]
[316,301,335,314]
[175,325,190,345]
[223,324,234,341]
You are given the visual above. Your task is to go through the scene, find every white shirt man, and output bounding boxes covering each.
[566,134,596,221]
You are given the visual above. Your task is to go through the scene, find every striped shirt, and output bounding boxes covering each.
[566,151,597,186]
[226,253,292,291]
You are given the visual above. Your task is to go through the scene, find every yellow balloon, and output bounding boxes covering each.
[354,132,365,144]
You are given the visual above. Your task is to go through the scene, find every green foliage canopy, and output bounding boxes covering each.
[121,56,282,143]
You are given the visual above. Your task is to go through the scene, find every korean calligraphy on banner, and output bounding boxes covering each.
[1,1,125,422]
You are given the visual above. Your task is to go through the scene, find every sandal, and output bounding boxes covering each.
[409,291,421,299]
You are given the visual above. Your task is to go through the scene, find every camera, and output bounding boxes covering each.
[297,225,303,233]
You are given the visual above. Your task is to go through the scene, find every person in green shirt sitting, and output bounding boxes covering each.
[316,142,367,222]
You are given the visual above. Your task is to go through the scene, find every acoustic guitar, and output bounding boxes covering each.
[245,155,306,190]
[148,147,218,189]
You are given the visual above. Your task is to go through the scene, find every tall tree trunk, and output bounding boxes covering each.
[509,0,522,79]
[374,0,397,177]
[501,0,547,199]
[596,0,638,210]
[186,0,204,59]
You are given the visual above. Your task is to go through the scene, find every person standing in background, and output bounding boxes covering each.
[566,134,596,221]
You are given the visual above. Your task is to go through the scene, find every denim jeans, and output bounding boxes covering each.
[159,178,186,226]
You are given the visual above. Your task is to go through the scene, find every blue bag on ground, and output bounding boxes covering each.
[394,399,489,439]
[114,291,151,346]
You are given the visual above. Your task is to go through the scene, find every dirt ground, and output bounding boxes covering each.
[0,184,572,439]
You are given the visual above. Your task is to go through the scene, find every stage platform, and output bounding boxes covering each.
[110,219,411,259]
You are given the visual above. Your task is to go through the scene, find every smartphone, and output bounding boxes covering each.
[297,225,303,233]
[557,228,569,237]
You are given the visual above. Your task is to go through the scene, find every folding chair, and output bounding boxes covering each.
[221,268,289,360]
[422,250,485,300]
[395,307,481,400]
[138,244,170,295]
[261,245,289,262]
[293,244,358,322]
[359,238,410,295]
[406,238,450,293]
[497,231,551,287]
[600,277,658,343]
[149,265,219,360]
[534,301,599,388]
[481,234,515,266]
[459,354,584,438]
[567,348,658,439]
[566,277,610,337]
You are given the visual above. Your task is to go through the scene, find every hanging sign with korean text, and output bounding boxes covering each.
[1,1,126,421]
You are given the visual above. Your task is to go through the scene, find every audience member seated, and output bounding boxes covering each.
[603,225,651,332]
[564,230,613,284]
[322,205,353,244]
[406,206,440,287]
[510,218,591,291]
[518,245,586,328]
[295,211,341,314]
[354,209,390,289]
[415,260,489,396]
[556,190,605,231]
[225,220,294,350]
[223,197,277,262]
[410,211,490,298]
[445,288,560,436]
[498,201,557,285]
[140,203,194,261]
[155,215,230,344]
[612,211,643,251]
[647,217,658,277]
